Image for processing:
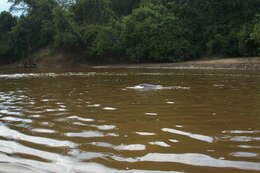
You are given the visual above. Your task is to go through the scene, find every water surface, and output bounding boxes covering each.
[0,68,259,173]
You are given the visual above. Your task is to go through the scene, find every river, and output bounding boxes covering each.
[0,67,259,173]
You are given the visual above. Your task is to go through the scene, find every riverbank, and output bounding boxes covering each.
[1,56,260,70]
[92,57,260,70]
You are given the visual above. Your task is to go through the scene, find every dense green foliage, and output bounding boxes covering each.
[0,0,259,64]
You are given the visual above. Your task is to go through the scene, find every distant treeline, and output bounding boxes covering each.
[0,0,260,64]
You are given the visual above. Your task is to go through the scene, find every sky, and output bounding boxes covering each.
[0,0,11,12]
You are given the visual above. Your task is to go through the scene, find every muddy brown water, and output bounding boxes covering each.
[0,68,259,173]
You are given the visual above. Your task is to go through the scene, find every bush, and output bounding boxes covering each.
[121,5,199,62]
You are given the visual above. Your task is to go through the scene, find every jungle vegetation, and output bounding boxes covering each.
[0,0,260,64]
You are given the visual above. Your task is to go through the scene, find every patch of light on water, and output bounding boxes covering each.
[136,132,156,136]
[0,140,65,162]
[162,128,214,143]
[0,110,24,116]
[221,136,260,142]
[102,107,117,111]
[67,116,95,122]
[0,125,76,148]
[31,128,56,134]
[149,141,171,147]
[65,131,118,138]
[168,139,179,143]
[1,116,32,123]
[112,153,260,171]
[230,152,258,158]
[114,144,146,151]
[238,145,260,149]
[93,125,116,130]
[0,72,132,79]
[145,113,158,116]
[87,104,101,107]
[222,130,260,134]
[89,142,146,151]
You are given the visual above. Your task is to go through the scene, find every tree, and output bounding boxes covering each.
[71,0,114,25]
[111,0,140,17]
[121,4,199,62]
[53,7,81,50]
[0,11,18,63]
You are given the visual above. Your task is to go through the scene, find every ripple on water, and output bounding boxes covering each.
[31,128,56,134]
[145,113,158,116]
[89,142,146,151]
[162,128,214,143]
[114,144,146,151]
[0,154,183,173]
[89,142,114,148]
[102,107,117,111]
[72,151,107,161]
[222,130,260,134]
[0,125,76,148]
[168,139,179,143]
[0,110,24,116]
[93,125,116,130]
[1,116,32,123]
[112,153,260,171]
[65,131,105,138]
[136,132,156,136]
[230,152,258,158]
[67,116,95,122]
[222,136,260,142]
[87,104,101,107]
[0,140,65,162]
[149,141,171,147]
[65,131,118,138]
[238,145,260,149]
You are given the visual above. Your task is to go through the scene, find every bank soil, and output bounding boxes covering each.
[1,54,260,70]
[92,57,260,70]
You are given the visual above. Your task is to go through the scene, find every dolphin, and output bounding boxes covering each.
[127,84,163,90]
[126,84,190,90]
[138,84,162,89]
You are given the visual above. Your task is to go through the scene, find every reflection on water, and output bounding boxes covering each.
[0,69,260,173]
[162,128,214,143]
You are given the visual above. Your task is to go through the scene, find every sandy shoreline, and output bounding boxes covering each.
[92,57,260,70]
[1,57,260,70]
